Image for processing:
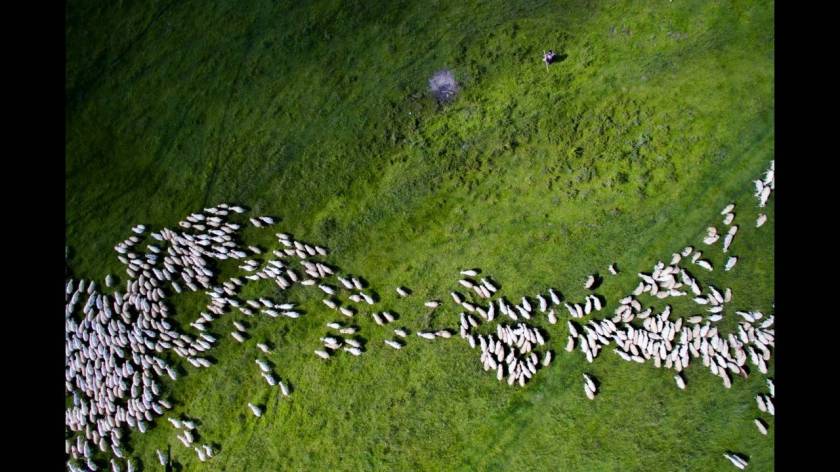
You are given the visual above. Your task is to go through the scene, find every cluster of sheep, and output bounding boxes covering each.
[753,378,774,436]
[65,203,278,470]
[471,322,551,386]
[65,202,380,470]
[754,160,774,210]
[440,165,774,467]
[65,159,774,470]
[163,416,216,462]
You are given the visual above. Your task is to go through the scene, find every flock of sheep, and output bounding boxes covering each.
[64,160,773,470]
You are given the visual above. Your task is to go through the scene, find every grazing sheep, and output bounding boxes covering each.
[384,339,403,349]
[344,346,362,356]
[723,212,735,225]
[723,453,748,470]
[725,257,738,271]
[584,383,595,400]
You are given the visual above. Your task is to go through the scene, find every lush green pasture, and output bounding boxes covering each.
[66,0,774,470]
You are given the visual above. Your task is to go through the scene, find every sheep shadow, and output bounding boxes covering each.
[725,451,750,465]
[545,53,568,65]
[354,335,369,350]
[584,374,601,390]
[353,276,369,289]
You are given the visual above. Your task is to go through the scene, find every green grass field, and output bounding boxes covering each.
[66,0,774,470]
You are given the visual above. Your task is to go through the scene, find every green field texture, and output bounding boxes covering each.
[66,0,774,470]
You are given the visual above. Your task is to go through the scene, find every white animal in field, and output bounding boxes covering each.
[396,287,410,297]
[461,269,479,277]
[674,374,686,390]
[336,276,354,289]
[344,346,362,356]
[583,373,596,392]
[725,257,738,271]
[247,403,262,417]
[608,263,618,275]
[584,382,595,400]
[759,187,771,207]
[721,203,735,215]
[695,260,713,271]
[723,212,735,225]
[723,453,748,470]
[567,321,579,338]
[425,300,440,309]
[542,351,552,366]
[756,395,767,412]
[314,349,331,360]
[384,339,403,349]
[584,275,596,289]
[754,418,768,435]
[723,233,734,253]
[756,214,767,227]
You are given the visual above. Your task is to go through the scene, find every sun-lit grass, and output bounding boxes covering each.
[66,0,774,470]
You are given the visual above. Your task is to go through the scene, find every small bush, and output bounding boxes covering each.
[428,69,459,104]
